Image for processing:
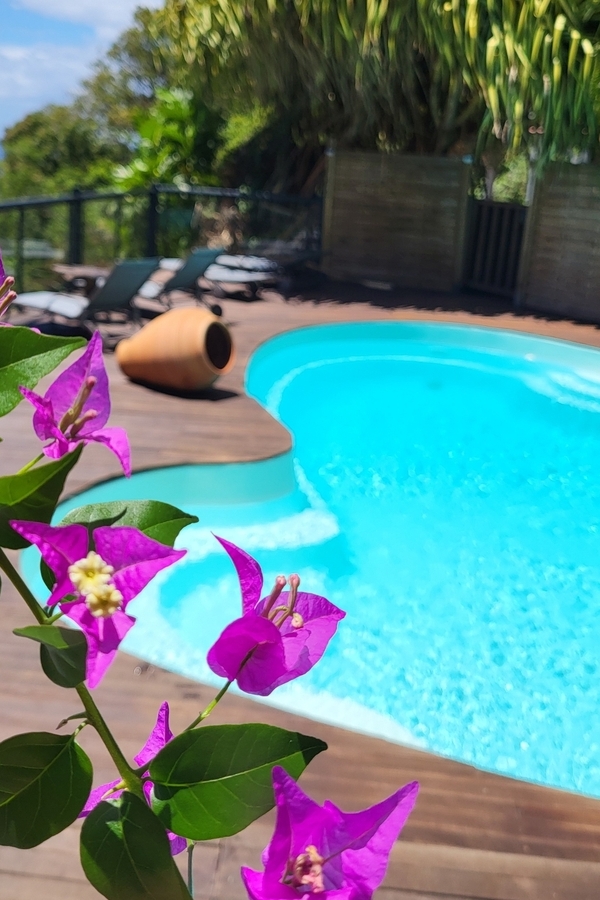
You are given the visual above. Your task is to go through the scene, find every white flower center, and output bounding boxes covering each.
[68,551,123,618]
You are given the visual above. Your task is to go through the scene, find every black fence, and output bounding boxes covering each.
[0,184,322,292]
[462,199,527,299]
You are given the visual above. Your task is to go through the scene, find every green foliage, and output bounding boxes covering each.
[491,154,529,204]
[80,793,191,900]
[14,626,88,688]
[60,499,199,546]
[215,105,273,169]
[418,0,600,164]
[0,732,92,848]
[0,106,124,199]
[77,8,175,149]
[0,448,82,550]
[2,0,600,199]
[160,0,482,155]
[161,0,600,164]
[0,326,85,417]
[150,723,327,840]
[114,88,223,189]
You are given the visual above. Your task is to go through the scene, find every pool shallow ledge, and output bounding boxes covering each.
[54,451,298,518]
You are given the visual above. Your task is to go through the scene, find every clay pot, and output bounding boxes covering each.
[116,307,235,391]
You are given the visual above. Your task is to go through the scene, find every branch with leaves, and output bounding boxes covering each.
[0,253,418,899]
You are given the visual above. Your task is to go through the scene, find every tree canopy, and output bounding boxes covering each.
[0,106,124,198]
[160,0,600,164]
[1,0,600,199]
[76,8,174,149]
[113,88,222,188]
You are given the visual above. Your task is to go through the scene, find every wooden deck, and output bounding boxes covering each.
[2,282,600,898]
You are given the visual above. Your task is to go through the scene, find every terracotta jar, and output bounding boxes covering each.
[115,307,235,390]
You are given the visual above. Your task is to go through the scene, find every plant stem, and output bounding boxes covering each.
[185,680,233,730]
[45,611,64,624]
[0,547,143,798]
[0,546,46,623]
[187,842,195,898]
[76,683,143,797]
[17,452,44,475]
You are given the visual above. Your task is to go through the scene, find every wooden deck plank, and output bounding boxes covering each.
[3,283,600,897]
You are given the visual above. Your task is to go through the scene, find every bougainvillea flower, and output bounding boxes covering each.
[19,330,131,475]
[242,767,418,900]
[79,702,186,855]
[207,536,345,696]
[0,249,17,323]
[10,520,185,687]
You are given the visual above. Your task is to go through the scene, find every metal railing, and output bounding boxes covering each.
[0,184,322,292]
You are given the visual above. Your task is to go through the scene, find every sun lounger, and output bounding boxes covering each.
[204,254,282,298]
[14,258,160,327]
[138,248,223,309]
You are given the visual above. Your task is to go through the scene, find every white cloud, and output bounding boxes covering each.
[1,1,165,136]
[0,42,95,136]
[15,0,163,41]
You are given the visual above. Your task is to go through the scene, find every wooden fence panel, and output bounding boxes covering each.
[519,165,600,321]
[322,151,469,291]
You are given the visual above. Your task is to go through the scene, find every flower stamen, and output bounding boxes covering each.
[85,583,124,618]
[262,575,287,617]
[68,551,122,618]
[272,573,301,628]
[70,408,99,438]
[283,845,325,893]
[0,276,16,317]
[59,375,97,434]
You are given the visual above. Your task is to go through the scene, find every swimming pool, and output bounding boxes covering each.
[23,322,600,796]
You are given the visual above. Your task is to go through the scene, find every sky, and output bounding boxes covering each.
[0,0,162,138]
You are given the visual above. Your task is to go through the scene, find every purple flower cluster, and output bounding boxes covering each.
[11,520,185,687]
[10,322,419,882]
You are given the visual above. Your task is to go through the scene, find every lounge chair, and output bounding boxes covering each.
[138,248,223,312]
[204,254,282,299]
[12,258,160,327]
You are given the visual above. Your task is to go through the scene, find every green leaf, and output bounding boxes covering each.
[40,558,56,592]
[14,625,87,688]
[80,793,191,900]
[0,447,82,549]
[60,500,198,546]
[0,326,85,417]
[0,731,92,848]
[150,723,327,840]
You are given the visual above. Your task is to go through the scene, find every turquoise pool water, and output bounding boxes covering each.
[23,323,600,795]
